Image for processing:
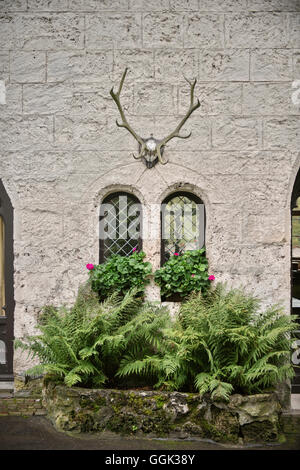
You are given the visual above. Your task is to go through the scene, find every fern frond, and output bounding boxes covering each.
[210,381,233,402]
[117,356,150,377]
[194,372,211,395]
[23,364,45,378]
[64,372,82,387]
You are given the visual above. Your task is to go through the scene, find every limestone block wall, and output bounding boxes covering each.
[0,0,299,374]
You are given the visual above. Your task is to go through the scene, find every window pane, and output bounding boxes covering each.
[0,340,6,364]
[100,193,141,262]
[162,193,204,263]
[293,197,300,257]
[0,216,5,316]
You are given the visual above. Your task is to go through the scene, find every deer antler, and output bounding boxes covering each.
[155,77,201,165]
[110,70,200,167]
[110,68,146,160]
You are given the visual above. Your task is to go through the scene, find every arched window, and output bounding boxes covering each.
[0,216,5,318]
[292,196,300,265]
[291,169,300,394]
[0,340,6,365]
[161,192,205,264]
[0,179,14,380]
[99,192,142,263]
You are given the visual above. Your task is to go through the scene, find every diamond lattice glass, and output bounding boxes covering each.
[162,194,204,262]
[100,193,141,262]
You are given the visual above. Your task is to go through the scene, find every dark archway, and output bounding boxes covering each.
[291,168,300,394]
[0,180,14,381]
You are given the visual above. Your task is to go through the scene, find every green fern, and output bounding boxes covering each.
[117,283,298,398]
[15,283,141,388]
[15,283,173,389]
[15,281,298,397]
[169,284,299,398]
[115,302,174,387]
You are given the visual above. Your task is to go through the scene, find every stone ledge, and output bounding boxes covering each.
[281,410,300,434]
[0,376,46,417]
[43,381,284,444]
[0,397,46,416]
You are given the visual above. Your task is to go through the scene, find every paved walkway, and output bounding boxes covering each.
[0,415,299,451]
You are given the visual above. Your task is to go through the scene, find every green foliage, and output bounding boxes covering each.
[116,303,172,386]
[89,251,152,300]
[154,249,210,299]
[15,283,141,387]
[166,284,298,399]
[14,282,171,389]
[15,281,298,399]
[117,284,298,400]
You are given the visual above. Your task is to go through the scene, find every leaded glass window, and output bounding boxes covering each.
[161,192,205,263]
[0,340,6,364]
[0,216,5,316]
[0,179,14,379]
[293,196,300,252]
[99,192,142,262]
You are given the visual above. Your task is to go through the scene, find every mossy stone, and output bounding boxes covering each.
[241,419,280,443]
[43,382,283,443]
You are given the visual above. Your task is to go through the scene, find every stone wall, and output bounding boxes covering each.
[43,382,283,444]
[0,0,299,374]
[0,376,46,416]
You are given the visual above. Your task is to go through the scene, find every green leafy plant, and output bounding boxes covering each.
[89,251,152,301]
[117,284,298,400]
[154,249,211,299]
[164,284,298,399]
[115,302,172,387]
[15,280,298,399]
[14,282,171,389]
[15,284,141,387]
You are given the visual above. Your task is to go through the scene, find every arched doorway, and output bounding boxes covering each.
[0,180,14,382]
[291,169,300,394]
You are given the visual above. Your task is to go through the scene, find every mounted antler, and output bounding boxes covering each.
[110,68,146,161]
[155,77,200,165]
[110,69,201,168]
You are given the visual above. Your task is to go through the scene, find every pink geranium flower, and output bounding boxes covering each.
[132,247,137,252]
[174,253,179,256]
[191,274,195,278]
[86,263,94,271]
[208,275,215,281]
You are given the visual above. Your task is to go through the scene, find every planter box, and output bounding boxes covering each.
[42,381,283,444]
[161,293,184,302]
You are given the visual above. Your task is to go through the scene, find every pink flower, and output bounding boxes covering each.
[174,253,179,256]
[191,274,195,278]
[208,275,215,281]
[86,263,94,271]
[132,247,137,252]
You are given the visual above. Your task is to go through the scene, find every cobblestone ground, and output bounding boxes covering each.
[0,415,299,451]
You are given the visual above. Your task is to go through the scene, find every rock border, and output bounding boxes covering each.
[43,381,284,444]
